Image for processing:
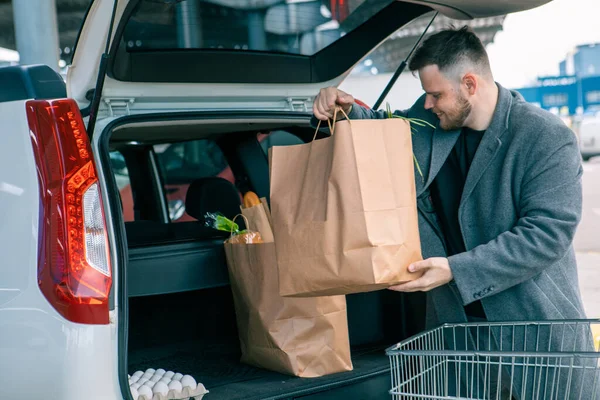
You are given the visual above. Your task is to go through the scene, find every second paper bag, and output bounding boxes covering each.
[224,240,353,377]
[270,115,423,297]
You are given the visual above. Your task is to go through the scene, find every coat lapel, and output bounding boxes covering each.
[460,84,512,206]
[422,126,461,190]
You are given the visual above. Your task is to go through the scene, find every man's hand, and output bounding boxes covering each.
[313,87,355,120]
[388,257,453,292]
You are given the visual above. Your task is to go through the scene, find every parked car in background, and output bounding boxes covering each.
[579,115,600,160]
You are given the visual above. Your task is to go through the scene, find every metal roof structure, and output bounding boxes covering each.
[353,13,505,75]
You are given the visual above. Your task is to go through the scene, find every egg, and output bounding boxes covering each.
[138,385,152,399]
[150,375,161,383]
[164,371,175,379]
[145,368,156,374]
[168,380,183,392]
[142,373,153,381]
[152,381,169,396]
[156,368,166,376]
[133,371,144,378]
[180,375,197,390]
[137,378,148,386]
[159,377,171,385]
[138,384,153,399]
[131,382,141,390]
[172,373,183,381]
[130,375,140,384]
[130,386,139,400]
[144,381,156,389]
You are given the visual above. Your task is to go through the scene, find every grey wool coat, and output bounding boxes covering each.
[346,83,587,327]
[342,84,597,398]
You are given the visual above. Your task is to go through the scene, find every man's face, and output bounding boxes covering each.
[419,65,472,131]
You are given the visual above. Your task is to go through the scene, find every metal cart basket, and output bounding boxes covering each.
[386,320,600,400]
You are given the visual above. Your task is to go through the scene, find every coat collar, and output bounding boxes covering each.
[417,83,514,198]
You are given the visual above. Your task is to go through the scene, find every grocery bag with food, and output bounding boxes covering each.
[239,192,274,243]
[269,108,423,297]
[205,199,352,377]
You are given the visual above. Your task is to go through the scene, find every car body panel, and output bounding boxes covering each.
[0,101,121,399]
[403,0,552,19]
[0,100,38,308]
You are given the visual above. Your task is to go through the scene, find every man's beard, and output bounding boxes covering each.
[439,94,472,130]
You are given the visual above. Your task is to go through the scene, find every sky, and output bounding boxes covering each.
[486,0,600,89]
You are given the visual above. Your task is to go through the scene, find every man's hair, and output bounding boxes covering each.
[408,26,493,81]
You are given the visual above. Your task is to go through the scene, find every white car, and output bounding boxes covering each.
[579,115,600,161]
[0,0,552,399]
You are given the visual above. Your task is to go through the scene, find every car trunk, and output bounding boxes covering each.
[99,114,427,399]
[127,288,423,399]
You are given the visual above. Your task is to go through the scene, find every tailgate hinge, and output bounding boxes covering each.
[103,98,135,117]
[287,97,311,112]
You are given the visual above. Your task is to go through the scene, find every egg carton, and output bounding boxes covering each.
[129,369,208,400]
[135,383,208,400]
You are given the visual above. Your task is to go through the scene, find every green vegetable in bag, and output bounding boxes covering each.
[204,212,263,244]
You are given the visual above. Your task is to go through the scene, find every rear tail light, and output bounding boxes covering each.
[26,99,112,324]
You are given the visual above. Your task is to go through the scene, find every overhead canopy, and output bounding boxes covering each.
[403,0,552,19]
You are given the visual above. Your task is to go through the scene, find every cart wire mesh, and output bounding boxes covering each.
[386,320,600,400]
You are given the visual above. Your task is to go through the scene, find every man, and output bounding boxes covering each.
[313,26,591,397]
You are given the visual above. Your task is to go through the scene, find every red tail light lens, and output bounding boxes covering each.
[26,99,112,324]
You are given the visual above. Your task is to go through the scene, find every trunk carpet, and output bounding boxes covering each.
[126,288,420,399]
[128,338,391,400]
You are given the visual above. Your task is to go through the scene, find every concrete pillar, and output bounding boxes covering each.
[176,0,202,48]
[12,0,60,71]
[247,10,267,51]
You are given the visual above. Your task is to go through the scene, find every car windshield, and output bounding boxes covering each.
[121,0,393,56]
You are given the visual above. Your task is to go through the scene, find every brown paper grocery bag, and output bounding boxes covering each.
[260,197,273,227]
[269,109,423,297]
[223,240,353,377]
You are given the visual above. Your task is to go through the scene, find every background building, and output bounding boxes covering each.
[515,44,600,117]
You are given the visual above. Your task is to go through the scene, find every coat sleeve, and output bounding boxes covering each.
[310,102,409,129]
[448,120,583,306]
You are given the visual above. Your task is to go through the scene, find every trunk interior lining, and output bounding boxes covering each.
[127,287,417,400]
[108,115,427,399]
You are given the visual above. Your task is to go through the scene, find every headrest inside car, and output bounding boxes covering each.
[185,177,242,223]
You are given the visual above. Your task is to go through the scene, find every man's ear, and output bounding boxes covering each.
[462,73,477,95]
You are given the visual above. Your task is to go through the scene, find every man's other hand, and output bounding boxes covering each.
[388,257,453,292]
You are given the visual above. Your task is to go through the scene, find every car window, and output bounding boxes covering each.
[121,0,388,56]
[109,150,135,222]
[258,130,304,154]
[154,139,235,223]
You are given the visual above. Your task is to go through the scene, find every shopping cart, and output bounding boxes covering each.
[386,320,600,400]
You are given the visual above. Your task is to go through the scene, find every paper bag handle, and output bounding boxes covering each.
[313,106,351,141]
[230,214,251,237]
